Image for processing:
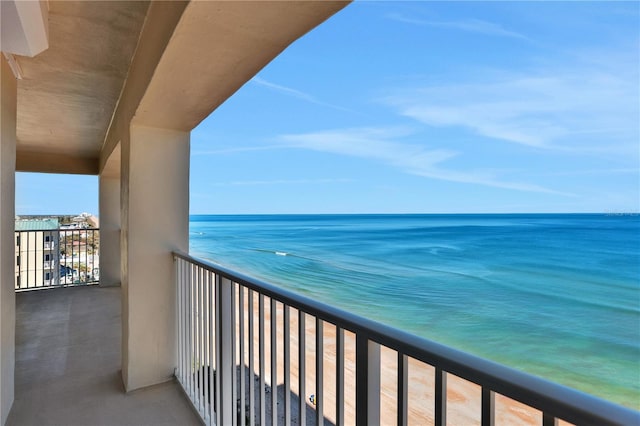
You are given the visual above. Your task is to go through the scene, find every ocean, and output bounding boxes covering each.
[189,213,640,409]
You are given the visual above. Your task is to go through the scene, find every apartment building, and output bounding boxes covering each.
[14,218,59,289]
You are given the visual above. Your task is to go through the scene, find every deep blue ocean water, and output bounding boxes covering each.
[189,214,640,408]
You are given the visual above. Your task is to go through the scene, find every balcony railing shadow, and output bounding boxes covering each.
[188,364,335,426]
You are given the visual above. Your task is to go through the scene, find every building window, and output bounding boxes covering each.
[45,254,50,261]
[16,235,20,245]
[45,235,51,242]
[16,255,20,266]
[45,272,51,281]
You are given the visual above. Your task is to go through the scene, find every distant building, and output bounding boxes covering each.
[15,219,60,289]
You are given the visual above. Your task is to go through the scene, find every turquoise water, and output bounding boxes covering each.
[189,214,640,408]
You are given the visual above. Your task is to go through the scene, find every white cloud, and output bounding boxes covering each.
[387,14,531,41]
[251,77,355,113]
[535,168,639,177]
[281,126,456,167]
[211,178,353,187]
[192,145,290,156]
[385,66,639,152]
[278,127,570,195]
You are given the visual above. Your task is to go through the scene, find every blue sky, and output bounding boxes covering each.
[17,1,640,215]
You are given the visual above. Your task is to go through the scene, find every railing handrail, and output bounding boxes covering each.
[173,251,640,426]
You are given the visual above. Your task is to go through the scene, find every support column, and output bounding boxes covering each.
[0,55,17,424]
[99,145,121,287]
[121,124,189,391]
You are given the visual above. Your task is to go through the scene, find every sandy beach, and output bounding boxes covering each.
[235,290,564,426]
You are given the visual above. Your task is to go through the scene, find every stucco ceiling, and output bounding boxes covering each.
[13,0,349,175]
[15,1,149,159]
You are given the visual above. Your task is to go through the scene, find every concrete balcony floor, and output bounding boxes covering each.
[7,286,201,426]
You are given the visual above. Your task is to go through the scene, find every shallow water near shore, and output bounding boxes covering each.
[189,213,640,409]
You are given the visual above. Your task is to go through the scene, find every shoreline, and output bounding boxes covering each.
[239,293,562,425]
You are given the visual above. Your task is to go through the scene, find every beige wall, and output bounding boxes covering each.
[120,125,189,390]
[99,156,121,288]
[0,55,17,425]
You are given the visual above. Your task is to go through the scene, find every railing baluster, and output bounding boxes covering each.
[284,305,291,425]
[435,367,447,426]
[316,318,324,425]
[259,293,266,425]
[239,285,246,426]
[482,387,495,426]
[26,230,29,289]
[188,263,194,400]
[40,232,45,287]
[182,259,187,386]
[184,263,190,396]
[198,266,203,414]
[271,298,278,425]
[397,352,408,426]
[219,276,234,425]
[200,266,206,418]
[191,266,200,402]
[231,281,238,426]
[206,270,213,424]
[193,265,197,403]
[175,258,180,383]
[355,334,367,426]
[298,310,306,426]
[336,327,345,426]
[214,273,222,426]
[201,266,206,414]
[185,261,190,396]
[543,412,558,426]
[202,267,207,417]
[181,261,185,389]
[72,230,77,285]
[248,289,255,426]
[83,230,87,284]
[368,340,381,426]
[355,335,380,426]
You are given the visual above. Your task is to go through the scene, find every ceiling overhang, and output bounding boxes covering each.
[8,0,350,176]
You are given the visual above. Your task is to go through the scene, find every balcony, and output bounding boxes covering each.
[7,286,200,426]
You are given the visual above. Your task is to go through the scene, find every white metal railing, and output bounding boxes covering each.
[174,252,640,426]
